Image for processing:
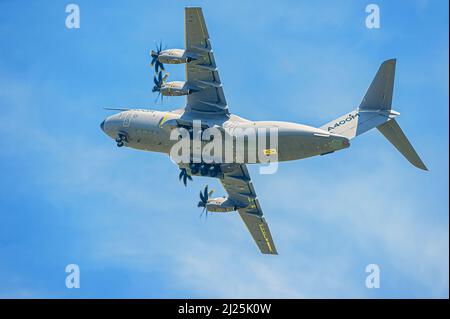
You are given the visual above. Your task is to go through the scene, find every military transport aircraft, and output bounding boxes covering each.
[100,7,427,255]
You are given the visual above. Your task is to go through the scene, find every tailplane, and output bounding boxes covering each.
[377,119,428,170]
[320,59,428,170]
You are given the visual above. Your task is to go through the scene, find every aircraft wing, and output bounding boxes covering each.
[220,164,278,255]
[184,7,229,115]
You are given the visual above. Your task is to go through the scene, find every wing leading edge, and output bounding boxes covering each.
[220,164,278,255]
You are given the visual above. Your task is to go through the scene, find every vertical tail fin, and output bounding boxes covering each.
[321,59,398,139]
[320,59,428,171]
[359,59,396,111]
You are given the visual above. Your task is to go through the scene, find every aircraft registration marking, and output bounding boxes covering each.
[327,112,359,132]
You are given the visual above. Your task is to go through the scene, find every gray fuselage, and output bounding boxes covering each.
[100,109,350,163]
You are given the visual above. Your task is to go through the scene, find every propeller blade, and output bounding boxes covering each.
[183,174,188,186]
[179,170,183,180]
[199,190,206,203]
[150,41,165,73]
[198,185,211,219]
[158,61,165,72]
[197,201,205,208]
[187,175,193,181]
[150,55,157,66]
[153,75,159,86]
[154,92,160,103]
[203,186,208,202]
[200,207,207,218]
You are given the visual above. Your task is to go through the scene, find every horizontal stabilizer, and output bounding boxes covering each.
[377,119,428,170]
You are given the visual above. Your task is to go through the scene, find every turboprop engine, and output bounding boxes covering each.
[197,186,236,218]
[152,49,197,64]
[152,72,197,97]
[150,42,198,72]
[206,197,236,213]
[160,81,197,96]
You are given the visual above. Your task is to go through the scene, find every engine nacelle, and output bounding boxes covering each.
[206,197,236,213]
[156,49,197,64]
[160,81,197,96]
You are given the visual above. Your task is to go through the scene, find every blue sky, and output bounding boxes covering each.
[0,0,448,298]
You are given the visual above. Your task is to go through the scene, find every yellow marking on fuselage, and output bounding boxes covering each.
[159,113,170,128]
[263,149,277,155]
[259,223,273,253]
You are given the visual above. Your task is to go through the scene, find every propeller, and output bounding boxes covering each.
[150,41,166,73]
[178,168,193,186]
[197,185,214,219]
[152,71,169,102]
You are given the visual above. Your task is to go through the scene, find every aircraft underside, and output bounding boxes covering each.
[100,7,427,255]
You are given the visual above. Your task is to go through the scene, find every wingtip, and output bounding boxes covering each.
[382,58,397,65]
[413,156,428,171]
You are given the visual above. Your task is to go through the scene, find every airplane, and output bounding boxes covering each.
[100,7,427,255]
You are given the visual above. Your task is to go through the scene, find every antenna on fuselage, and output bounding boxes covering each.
[103,107,131,111]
